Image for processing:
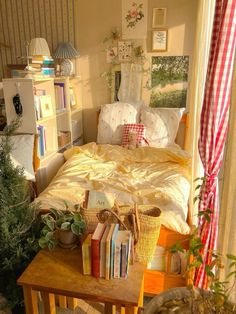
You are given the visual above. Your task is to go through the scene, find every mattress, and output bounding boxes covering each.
[35,142,191,234]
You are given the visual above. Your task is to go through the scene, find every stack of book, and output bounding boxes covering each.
[30,56,55,77]
[82,223,132,280]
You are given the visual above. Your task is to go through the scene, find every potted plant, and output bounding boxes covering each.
[143,177,236,313]
[39,203,86,249]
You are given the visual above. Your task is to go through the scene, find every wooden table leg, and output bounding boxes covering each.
[104,303,116,314]
[67,297,79,309]
[22,286,39,314]
[58,295,67,308]
[41,292,56,314]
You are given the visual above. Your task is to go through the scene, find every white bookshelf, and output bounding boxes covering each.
[2,76,83,193]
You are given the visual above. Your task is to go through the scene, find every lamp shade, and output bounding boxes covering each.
[29,38,50,56]
[54,42,79,59]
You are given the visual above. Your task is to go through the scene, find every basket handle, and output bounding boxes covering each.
[97,208,128,230]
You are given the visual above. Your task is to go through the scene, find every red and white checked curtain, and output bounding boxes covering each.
[195,0,236,288]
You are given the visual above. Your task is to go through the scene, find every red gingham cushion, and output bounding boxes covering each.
[121,124,148,147]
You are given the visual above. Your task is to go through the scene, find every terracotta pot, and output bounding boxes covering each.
[57,229,78,249]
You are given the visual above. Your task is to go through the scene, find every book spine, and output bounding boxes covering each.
[91,239,100,278]
[121,242,127,278]
[100,241,106,278]
[82,243,91,275]
[110,225,119,279]
[114,243,121,279]
[105,240,111,280]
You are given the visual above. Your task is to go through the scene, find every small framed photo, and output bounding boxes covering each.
[152,8,167,28]
[152,29,168,52]
[40,95,53,118]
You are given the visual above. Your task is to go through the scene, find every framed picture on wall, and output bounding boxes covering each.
[152,8,167,28]
[152,29,168,52]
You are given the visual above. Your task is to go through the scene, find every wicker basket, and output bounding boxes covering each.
[80,204,162,264]
[135,206,162,264]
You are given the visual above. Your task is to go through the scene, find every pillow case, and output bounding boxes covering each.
[97,102,140,145]
[121,123,148,147]
[140,107,185,147]
[0,134,35,181]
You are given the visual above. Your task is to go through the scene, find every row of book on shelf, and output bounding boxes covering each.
[34,84,77,121]
[37,125,47,157]
[82,222,133,280]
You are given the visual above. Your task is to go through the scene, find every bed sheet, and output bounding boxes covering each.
[35,142,191,234]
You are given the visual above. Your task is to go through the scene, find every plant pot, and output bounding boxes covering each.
[57,229,78,249]
[143,287,235,314]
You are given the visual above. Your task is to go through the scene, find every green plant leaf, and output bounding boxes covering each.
[226,254,236,261]
[71,223,82,235]
[60,222,71,230]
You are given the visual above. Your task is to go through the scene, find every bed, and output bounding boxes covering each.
[35,102,192,295]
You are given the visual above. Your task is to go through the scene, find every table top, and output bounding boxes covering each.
[17,247,145,307]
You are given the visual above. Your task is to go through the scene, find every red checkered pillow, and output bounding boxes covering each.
[121,124,149,147]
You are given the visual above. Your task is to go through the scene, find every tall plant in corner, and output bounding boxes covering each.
[0,119,40,313]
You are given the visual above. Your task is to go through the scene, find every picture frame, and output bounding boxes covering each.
[39,95,53,118]
[152,8,167,28]
[152,29,168,52]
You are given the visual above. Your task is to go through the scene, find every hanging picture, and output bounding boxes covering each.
[150,56,189,108]
[122,0,148,39]
[152,8,167,28]
[152,30,168,52]
[118,41,132,62]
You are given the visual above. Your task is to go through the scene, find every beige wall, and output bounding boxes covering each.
[75,0,122,143]
[76,0,198,143]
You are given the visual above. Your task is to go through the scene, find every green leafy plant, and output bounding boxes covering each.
[39,203,86,250]
[167,177,236,313]
[0,119,41,312]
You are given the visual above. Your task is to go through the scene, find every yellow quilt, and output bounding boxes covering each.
[36,142,191,234]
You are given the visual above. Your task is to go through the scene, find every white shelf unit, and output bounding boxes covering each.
[2,78,58,163]
[3,77,83,193]
[54,76,83,149]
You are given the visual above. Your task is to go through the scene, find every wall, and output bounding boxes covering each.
[0,0,76,78]
[75,0,122,143]
[76,0,198,142]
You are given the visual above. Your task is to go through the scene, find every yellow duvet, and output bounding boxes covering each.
[36,142,191,234]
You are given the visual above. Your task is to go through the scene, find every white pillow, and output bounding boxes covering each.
[140,107,185,147]
[97,102,140,144]
[0,134,35,181]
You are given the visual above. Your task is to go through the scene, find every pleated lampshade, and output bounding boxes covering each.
[29,38,51,56]
[54,42,79,59]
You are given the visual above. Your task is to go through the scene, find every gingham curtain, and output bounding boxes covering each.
[195,0,236,288]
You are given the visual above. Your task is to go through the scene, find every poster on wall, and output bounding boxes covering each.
[150,56,189,108]
[122,0,148,39]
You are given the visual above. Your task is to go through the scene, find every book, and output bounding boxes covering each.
[84,190,115,209]
[37,125,45,157]
[105,223,116,280]
[114,231,123,278]
[40,95,53,118]
[91,223,106,278]
[110,224,119,279]
[82,234,92,275]
[114,230,131,279]
[121,231,132,278]
[100,225,111,278]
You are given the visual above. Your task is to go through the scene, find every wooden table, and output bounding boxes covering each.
[17,247,145,314]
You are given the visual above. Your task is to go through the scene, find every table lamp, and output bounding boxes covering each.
[54,42,79,76]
